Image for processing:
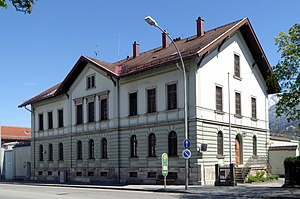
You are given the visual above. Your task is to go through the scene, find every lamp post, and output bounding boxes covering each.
[145,16,189,190]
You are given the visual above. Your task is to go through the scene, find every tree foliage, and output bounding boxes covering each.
[273,24,300,122]
[0,0,35,14]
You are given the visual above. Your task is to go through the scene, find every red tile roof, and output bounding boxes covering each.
[19,17,280,107]
[0,126,31,141]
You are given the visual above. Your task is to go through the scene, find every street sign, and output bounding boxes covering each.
[182,149,191,159]
[161,153,168,177]
[183,139,190,149]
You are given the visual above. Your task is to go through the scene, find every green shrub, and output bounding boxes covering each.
[284,156,300,165]
[246,170,278,183]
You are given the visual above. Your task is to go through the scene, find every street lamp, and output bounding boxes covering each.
[145,16,189,190]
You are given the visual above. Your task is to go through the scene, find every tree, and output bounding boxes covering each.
[272,23,300,122]
[0,0,35,14]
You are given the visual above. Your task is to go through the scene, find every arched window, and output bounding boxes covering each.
[148,133,156,157]
[130,135,138,157]
[58,143,64,161]
[217,131,224,156]
[48,144,53,161]
[168,131,177,156]
[77,140,82,160]
[101,138,108,159]
[89,139,95,159]
[39,144,44,161]
[253,135,257,157]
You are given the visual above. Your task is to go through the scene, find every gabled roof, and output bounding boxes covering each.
[18,17,280,107]
[0,126,31,141]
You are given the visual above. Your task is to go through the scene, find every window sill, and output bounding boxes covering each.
[214,110,225,115]
[130,156,139,159]
[234,114,243,119]
[128,114,139,118]
[166,108,179,112]
[86,87,96,91]
[251,117,258,121]
[233,75,242,81]
[252,155,258,159]
[216,155,225,159]
[146,111,158,115]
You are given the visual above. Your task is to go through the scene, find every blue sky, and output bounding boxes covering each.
[0,0,299,127]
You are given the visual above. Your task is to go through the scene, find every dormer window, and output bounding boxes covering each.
[86,74,95,89]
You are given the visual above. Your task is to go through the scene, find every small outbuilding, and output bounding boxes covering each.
[268,136,299,177]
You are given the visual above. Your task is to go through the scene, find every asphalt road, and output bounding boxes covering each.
[0,184,181,199]
[0,182,299,199]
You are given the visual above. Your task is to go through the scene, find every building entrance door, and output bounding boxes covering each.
[235,136,241,165]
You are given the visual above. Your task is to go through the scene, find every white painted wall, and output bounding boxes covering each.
[196,31,269,129]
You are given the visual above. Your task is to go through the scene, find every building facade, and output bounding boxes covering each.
[19,17,279,185]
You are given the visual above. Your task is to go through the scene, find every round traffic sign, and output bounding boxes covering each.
[183,139,190,149]
[182,149,191,159]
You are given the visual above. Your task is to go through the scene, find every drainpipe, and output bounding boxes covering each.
[24,105,35,179]
[117,78,121,184]
[69,92,73,172]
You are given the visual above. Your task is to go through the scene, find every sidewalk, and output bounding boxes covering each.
[2,178,300,198]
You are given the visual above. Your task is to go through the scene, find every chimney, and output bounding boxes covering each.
[196,17,205,37]
[133,41,140,58]
[162,31,169,48]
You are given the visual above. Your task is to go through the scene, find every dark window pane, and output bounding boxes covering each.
[58,143,63,161]
[167,84,177,110]
[101,99,108,120]
[130,135,138,157]
[148,133,156,157]
[76,104,83,124]
[89,139,95,159]
[234,54,240,77]
[217,131,223,156]
[58,109,64,128]
[129,92,137,116]
[39,114,44,131]
[168,131,177,156]
[48,112,53,129]
[88,101,95,123]
[48,144,53,161]
[147,88,156,113]
[77,141,82,160]
[216,86,223,112]
[102,138,108,159]
[39,145,43,161]
[251,97,257,119]
[253,136,257,156]
[235,92,241,116]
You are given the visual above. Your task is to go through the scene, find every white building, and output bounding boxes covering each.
[19,17,279,185]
